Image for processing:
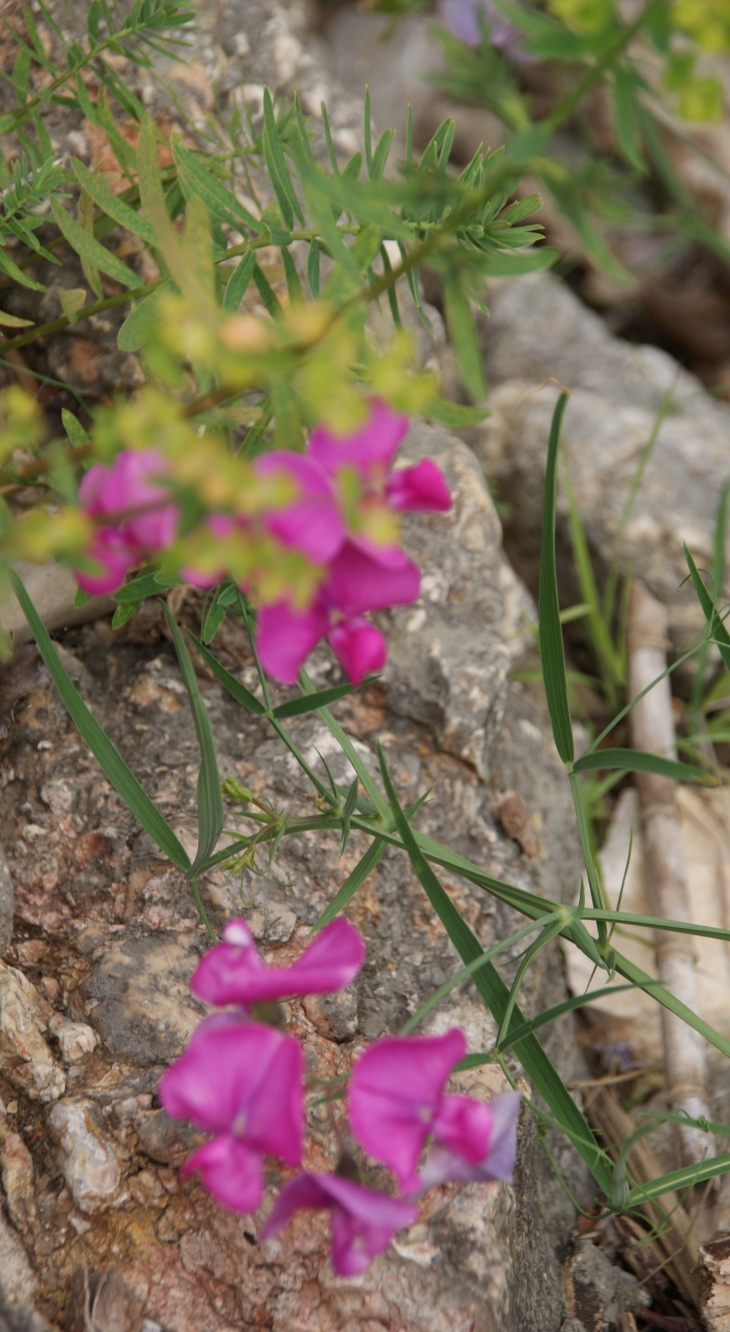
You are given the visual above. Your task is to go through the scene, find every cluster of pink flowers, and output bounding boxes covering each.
[160,916,521,1276]
[72,400,451,686]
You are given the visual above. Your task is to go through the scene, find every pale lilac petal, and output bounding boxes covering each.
[255,599,329,685]
[323,541,420,617]
[327,618,386,684]
[255,452,344,563]
[192,917,364,1006]
[431,1094,492,1164]
[387,460,452,512]
[348,1030,466,1192]
[182,1136,264,1212]
[419,1091,522,1189]
[261,1171,418,1276]
[308,399,409,476]
[159,1021,303,1164]
[74,528,136,596]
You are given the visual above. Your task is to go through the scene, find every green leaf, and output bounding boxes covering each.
[0,248,45,292]
[117,280,171,352]
[262,88,304,229]
[572,748,711,783]
[314,836,388,930]
[281,245,304,304]
[538,391,573,765]
[10,571,190,872]
[272,682,358,718]
[61,409,90,446]
[0,310,34,328]
[481,245,558,276]
[201,588,227,644]
[59,288,87,320]
[171,134,264,235]
[426,397,490,427]
[253,261,283,318]
[613,948,730,1061]
[299,670,390,819]
[70,156,158,246]
[162,606,224,877]
[612,68,645,173]
[376,742,612,1192]
[187,633,266,714]
[223,250,256,311]
[112,570,180,602]
[629,1153,730,1206]
[50,198,143,289]
[685,544,730,675]
[111,600,142,630]
[307,238,321,299]
[443,272,485,401]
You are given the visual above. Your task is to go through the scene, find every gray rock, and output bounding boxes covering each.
[83,933,204,1065]
[0,845,12,957]
[566,1241,650,1330]
[46,1099,122,1214]
[476,273,730,652]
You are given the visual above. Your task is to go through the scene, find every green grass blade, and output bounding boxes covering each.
[685,544,730,674]
[539,391,574,765]
[162,607,224,876]
[572,748,711,783]
[273,683,358,718]
[629,1153,730,1205]
[377,742,612,1192]
[186,632,266,714]
[583,908,730,942]
[10,572,190,872]
[299,670,390,819]
[613,948,730,1061]
[313,836,387,930]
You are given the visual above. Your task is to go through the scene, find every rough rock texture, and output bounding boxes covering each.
[0,423,593,1329]
[475,271,730,653]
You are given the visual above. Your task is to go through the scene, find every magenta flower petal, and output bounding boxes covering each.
[255,452,344,563]
[112,450,179,550]
[261,1171,418,1276]
[431,1093,491,1164]
[191,917,365,1007]
[182,1135,264,1212]
[348,1030,466,1192]
[323,540,421,617]
[419,1091,522,1190]
[327,618,386,684]
[74,527,137,595]
[308,399,409,476]
[159,1019,303,1163]
[181,514,239,587]
[386,459,452,512]
[255,599,329,685]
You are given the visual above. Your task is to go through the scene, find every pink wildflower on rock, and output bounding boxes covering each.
[75,528,138,596]
[419,1088,522,1190]
[261,1171,418,1276]
[348,1029,520,1194]
[191,916,365,1009]
[159,1015,303,1213]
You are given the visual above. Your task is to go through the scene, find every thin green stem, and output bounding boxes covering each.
[569,770,608,945]
[189,876,216,941]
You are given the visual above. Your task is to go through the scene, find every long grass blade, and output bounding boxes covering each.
[539,391,574,764]
[10,572,190,872]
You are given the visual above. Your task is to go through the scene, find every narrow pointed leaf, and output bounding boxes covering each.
[314,836,388,930]
[539,391,573,764]
[10,572,190,872]
[572,749,711,782]
[272,682,357,718]
[70,156,157,245]
[162,607,224,876]
[223,250,256,311]
[50,197,143,288]
[186,632,266,714]
[172,133,264,234]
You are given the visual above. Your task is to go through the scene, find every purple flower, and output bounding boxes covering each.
[260,1171,418,1276]
[253,451,344,565]
[255,539,421,685]
[159,1015,304,1213]
[79,450,179,551]
[348,1030,520,1194]
[419,1089,522,1189]
[308,399,410,475]
[191,916,365,1009]
[436,0,526,57]
[74,527,137,596]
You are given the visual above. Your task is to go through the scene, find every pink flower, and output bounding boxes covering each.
[348,1030,520,1194]
[255,540,420,685]
[159,1015,304,1212]
[419,1089,522,1190]
[74,527,137,596]
[261,1171,418,1276]
[79,450,179,550]
[308,399,410,475]
[253,451,344,564]
[386,459,452,512]
[181,514,240,588]
[191,917,365,1009]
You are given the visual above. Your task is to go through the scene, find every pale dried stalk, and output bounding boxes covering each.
[586,1085,700,1305]
[627,580,714,1169]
